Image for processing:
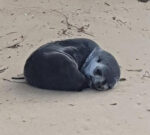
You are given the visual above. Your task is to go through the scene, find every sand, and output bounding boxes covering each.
[0,0,150,135]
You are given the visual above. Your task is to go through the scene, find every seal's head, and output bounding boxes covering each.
[81,47,120,90]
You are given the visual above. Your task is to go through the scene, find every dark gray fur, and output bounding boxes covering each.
[24,38,120,91]
[138,0,149,2]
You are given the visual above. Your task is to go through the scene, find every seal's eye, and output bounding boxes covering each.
[94,69,102,76]
[97,57,101,63]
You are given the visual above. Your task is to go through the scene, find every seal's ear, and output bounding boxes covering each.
[97,56,102,63]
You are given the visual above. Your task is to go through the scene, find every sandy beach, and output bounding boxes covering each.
[0,0,150,134]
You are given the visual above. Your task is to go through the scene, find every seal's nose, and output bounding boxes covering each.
[95,82,102,90]
[108,84,114,89]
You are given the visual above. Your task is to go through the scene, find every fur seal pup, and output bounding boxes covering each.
[24,38,120,91]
